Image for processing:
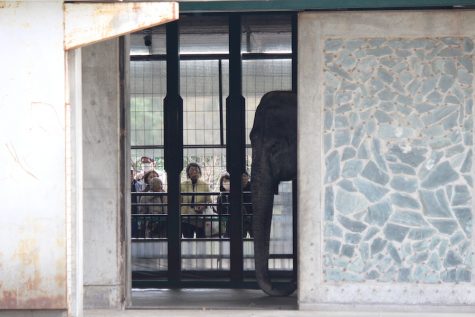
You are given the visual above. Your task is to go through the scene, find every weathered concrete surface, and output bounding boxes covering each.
[64,2,178,50]
[0,311,67,317]
[85,310,475,317]
[0,1,67,309]
[298,10,475,309]
[66,47,84,317]
[82,39,124,309]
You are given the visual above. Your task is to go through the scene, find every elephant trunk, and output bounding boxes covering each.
[252,166,297,296]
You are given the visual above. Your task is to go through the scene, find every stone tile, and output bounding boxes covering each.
[325,186,335,221]
[429,219,459,235]
[428,252,442,271]
[370,237,387,256]
[325,239,341,254]
[363,227,379,241]
[387,243,402,264]
[337,215,368,233]
[335,188,369,215]
[325,150,340,183]
[408,228,436,240]
[444,250,463,267]
[354,178,390,202]
[324,223,343,238]
[383,223,409,242]
[398,267,412,282]
[390,210,428,227]
[390,176,418,193]
[453,207,472,237]
[341,147,357,161]
[390,193,421,209]
[342,159,364,178]
[388,163,416,175]
[341,244,355,258]
[451,185,471,206]
[344,232,362,244]
[365,200,392,226]
[323,36,473,283]
[337,179,357,192]
[361,161,390,185]
[419,189,452,218]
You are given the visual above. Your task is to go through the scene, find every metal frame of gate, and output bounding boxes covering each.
[131,12,298,289]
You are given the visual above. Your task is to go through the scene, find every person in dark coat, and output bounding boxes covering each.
[241,171,253,238]
[216,173,230,237]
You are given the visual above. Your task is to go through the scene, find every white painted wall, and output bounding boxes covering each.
[0,1,67,310]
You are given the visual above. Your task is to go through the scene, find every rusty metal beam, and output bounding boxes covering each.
[64,2,178,50]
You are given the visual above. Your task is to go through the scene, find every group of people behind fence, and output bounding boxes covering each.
[131,166,168,238]
[131,160,253,239]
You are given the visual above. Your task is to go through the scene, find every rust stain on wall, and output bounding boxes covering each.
[23,295,66,309]
[13,238,39,267]
[1,291,17,308]
[1,233,66,309]
[94,5,114,16]
[55,257,66,289]
[0,2,20,9]
[0,291,66,309]
[25,269,42,291]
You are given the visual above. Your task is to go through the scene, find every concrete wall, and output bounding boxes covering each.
[298,10,475,310]
[82,39,124,309]
[0,1,67,312]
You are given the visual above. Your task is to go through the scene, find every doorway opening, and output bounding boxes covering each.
[128,13,297,305]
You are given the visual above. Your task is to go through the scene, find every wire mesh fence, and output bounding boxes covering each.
[130,52,293,274]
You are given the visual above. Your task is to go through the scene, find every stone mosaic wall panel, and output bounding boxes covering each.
[323,37,473,284]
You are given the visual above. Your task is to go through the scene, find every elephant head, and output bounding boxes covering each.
[250,91,297,296]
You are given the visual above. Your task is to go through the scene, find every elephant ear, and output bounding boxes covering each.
[251,90,297,193]
[250,102,265,146]
[265,99,297,183]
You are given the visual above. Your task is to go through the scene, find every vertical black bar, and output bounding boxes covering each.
[164,21,183,286]
[291,13,298,283]
[218,59,224,146]
[227,13,245,284]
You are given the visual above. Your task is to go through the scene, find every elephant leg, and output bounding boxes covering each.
[252,167,297,296]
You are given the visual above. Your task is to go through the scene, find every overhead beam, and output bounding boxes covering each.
[180,0,473,12]
[64,2,178,50]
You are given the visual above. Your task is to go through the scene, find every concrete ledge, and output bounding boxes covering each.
[0,311,67,317]
[299,303,475,313]
[85,309,475,317]
[84,285,122,309]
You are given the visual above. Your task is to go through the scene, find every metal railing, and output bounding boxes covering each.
[131,191,294,273]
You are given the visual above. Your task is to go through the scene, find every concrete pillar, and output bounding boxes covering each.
[82,39,124,309]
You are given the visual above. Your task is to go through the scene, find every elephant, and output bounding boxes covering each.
[250,90,297,296]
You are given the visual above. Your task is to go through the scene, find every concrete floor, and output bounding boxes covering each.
[130,288,297,309]
[83,289,475,317]
[85,310,475,317]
